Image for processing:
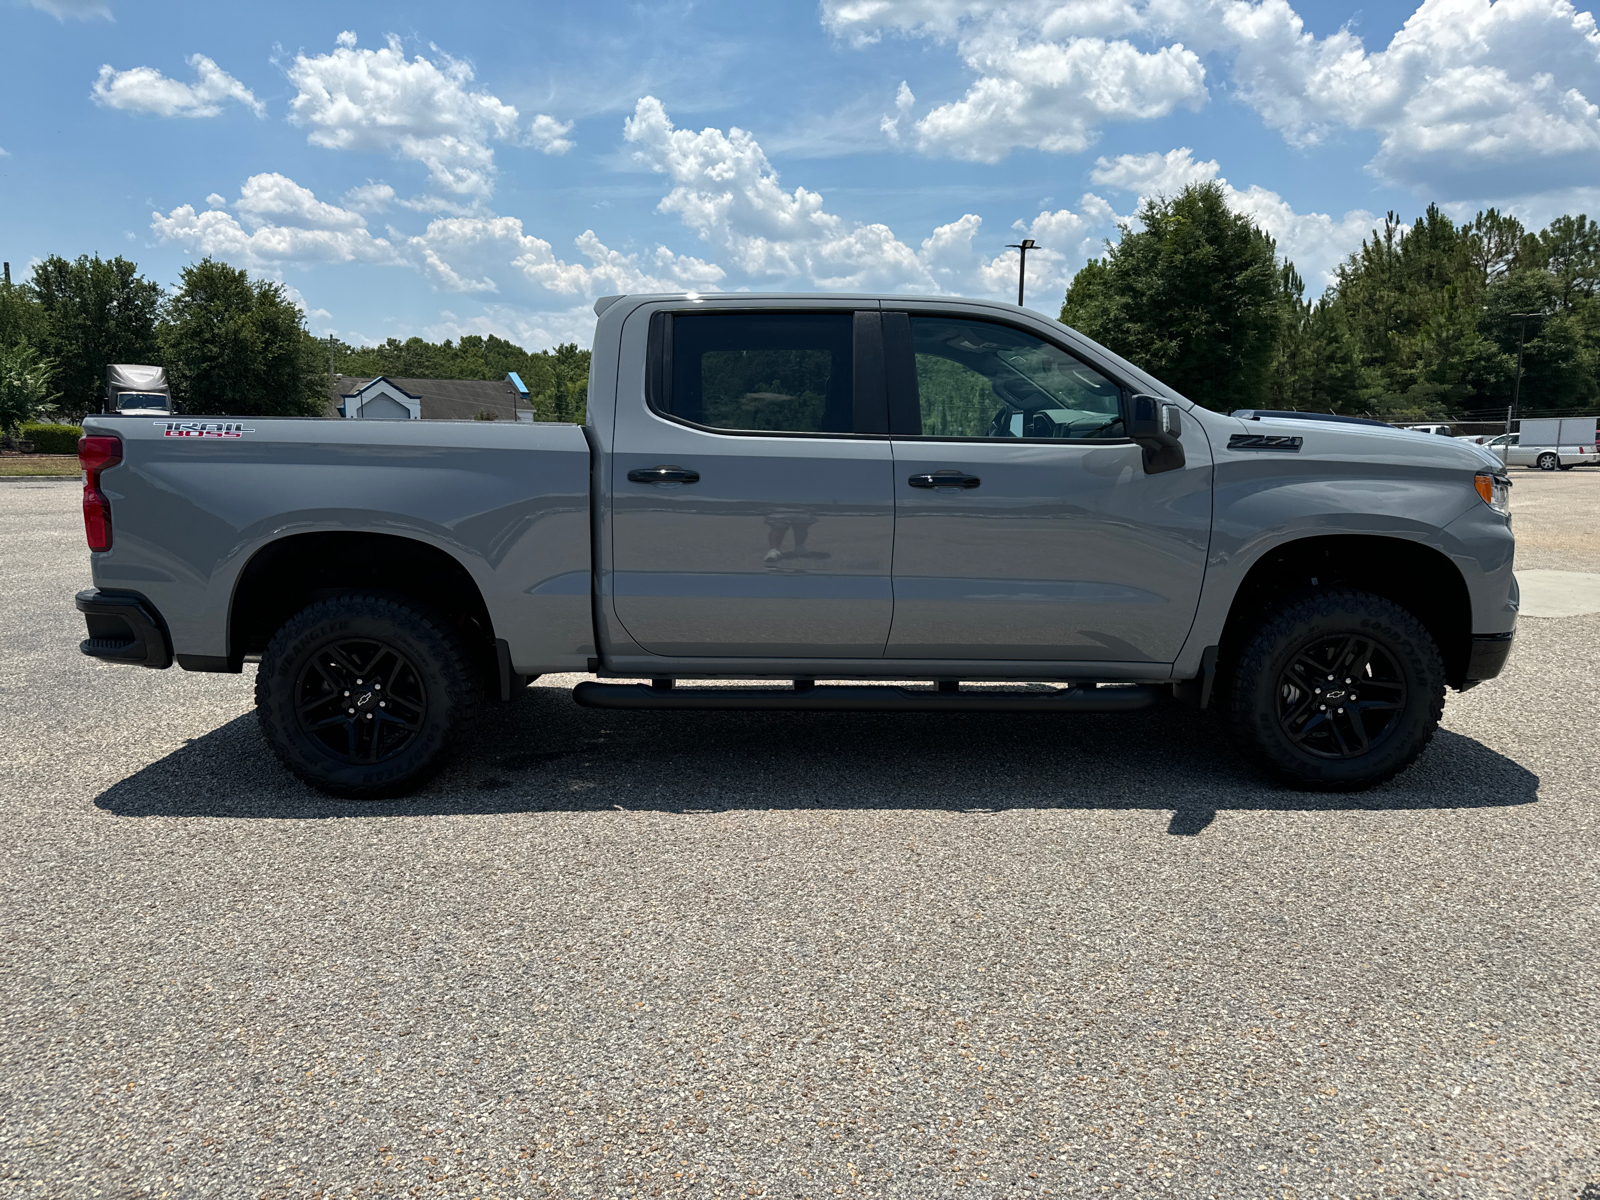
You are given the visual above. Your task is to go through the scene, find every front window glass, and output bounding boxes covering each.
[666,313,854,434]
[909,317,1124,440]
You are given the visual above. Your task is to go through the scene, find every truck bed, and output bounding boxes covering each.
[79,415,595,674]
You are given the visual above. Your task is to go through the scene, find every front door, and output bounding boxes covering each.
[885,313,1212,662]
[610,308,896,658]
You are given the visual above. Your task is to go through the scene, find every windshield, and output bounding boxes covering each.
[116,392,170,411]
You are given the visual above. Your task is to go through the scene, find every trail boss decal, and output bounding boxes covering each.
[157,421,255,439]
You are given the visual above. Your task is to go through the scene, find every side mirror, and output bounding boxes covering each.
[1127,393,1185,474]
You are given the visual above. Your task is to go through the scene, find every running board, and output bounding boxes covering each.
[571,681,1160,713]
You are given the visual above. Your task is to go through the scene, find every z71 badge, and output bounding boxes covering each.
[156,421,255,438]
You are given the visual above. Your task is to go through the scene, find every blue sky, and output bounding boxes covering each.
[3,0,1598,349]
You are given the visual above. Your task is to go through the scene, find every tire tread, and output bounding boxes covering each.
[1227,588,1445,791]
[255,592,480,799]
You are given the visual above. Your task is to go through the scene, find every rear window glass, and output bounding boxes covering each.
[662,313,854,434]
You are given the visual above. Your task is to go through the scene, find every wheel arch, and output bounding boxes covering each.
[228,531,499,688]
[1217,534,1475,690]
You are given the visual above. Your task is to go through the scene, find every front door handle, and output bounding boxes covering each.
[628,465,701,485]
[908,472,980,490]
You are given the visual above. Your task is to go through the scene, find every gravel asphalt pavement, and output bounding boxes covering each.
[1,473,1596,1199]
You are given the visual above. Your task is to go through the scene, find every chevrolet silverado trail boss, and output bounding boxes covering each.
[74,293,1517,797]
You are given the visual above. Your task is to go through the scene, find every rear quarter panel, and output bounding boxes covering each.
[79,415,594,674]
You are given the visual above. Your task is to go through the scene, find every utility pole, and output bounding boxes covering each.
[1506,312,1542,466]
[1004,239,1037,307]
[2,262,9,286]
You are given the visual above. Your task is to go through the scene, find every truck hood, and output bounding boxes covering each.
[1231,413,1508,472]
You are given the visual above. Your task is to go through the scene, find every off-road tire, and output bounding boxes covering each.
[256,593,480,798]
[1228,589,1445,791]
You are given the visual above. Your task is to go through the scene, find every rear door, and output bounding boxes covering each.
[884,312,1212,662]
[609,306,897,658]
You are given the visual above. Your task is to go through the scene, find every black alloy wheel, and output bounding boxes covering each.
[1273,633,1406,759]
[294,636,428,765]
[1227,588,1445,790]
[256,593,480,798]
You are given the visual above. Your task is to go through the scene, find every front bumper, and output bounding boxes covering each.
[1463,631,1514,686]
[75,589,172,669]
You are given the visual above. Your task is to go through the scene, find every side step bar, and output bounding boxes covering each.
[572,681,1160,713]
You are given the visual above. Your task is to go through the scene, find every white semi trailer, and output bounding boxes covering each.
[105,364,172,416]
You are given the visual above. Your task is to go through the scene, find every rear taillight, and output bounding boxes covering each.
[78,435,122,551]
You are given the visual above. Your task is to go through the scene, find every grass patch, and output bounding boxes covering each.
[0,456,79,477]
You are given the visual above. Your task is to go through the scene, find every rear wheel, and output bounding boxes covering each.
[256,593,479,798]
[1537,453,1559,471]
[1228,589,1444,790]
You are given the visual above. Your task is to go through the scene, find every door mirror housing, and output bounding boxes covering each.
[1126,394,1186,474]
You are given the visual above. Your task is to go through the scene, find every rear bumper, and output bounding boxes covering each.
[1463,631,1514,686]
[75,588,172,669]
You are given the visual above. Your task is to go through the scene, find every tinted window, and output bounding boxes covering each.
[664,313,854,434]
[909,316,1124,440]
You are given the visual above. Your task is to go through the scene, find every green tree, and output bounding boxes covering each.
[1463,208,1524,290]
[329,330,590,421]
[545,342,589,423]
[161,258,326,417]
[0,343,59,436]
[28,254,163,420]
[1061,182,1284,410]
[1478,269,1597,413]
[1536,214,1600,308]
[0,278,44,350]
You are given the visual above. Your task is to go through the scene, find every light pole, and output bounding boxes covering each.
[1005,239,1037,307]
[1504,312,1542,466]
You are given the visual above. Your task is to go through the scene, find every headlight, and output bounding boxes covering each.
[1475,471,1511,515]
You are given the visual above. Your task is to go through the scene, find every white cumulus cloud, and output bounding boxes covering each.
[151,166,725,308]
[828,0,1204,160]
[1185,0,1600,190]
[625,95,970,289]
[91,54,264,118]
[913,35,1206,161]
[623,95,1139,304]
[827,0,1600,195]
[1090,148,1380,284]
[399,215,725,296]
[342,182,397,214]
[151,173,403,268]
[527,113,575,156]
[285,32,574,199]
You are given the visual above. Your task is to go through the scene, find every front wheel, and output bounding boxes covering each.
[1537,453,1559,471]
[256,593,480,798]
[1227,589,1445,791]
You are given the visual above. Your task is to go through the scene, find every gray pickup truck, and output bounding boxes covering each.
[75,293,1517,797]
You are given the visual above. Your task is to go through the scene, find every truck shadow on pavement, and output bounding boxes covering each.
[94,685,1540,834]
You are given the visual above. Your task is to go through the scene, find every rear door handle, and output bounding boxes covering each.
[627,465,700,485]
[908,472,980,490]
